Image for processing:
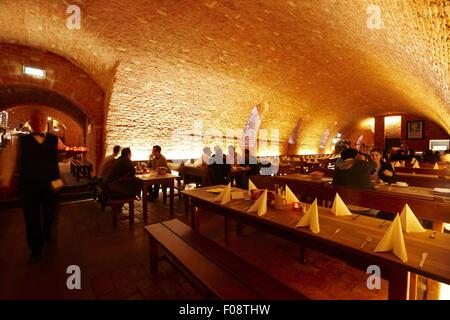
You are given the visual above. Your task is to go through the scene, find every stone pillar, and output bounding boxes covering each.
[374,116,385,149]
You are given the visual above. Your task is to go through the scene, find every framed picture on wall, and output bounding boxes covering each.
[407,120,424,139]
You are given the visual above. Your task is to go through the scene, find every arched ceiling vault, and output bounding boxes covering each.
[0,86,87,130]
[0,0,448,152]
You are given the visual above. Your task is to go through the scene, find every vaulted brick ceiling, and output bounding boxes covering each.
[0,0,448,157]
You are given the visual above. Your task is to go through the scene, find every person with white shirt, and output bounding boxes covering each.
[194,147,212,167]
[0,109,66,263]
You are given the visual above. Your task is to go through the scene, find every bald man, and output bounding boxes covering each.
[0,109,66,263]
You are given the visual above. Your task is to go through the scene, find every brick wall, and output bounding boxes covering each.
[401,115,450,152]
[0,1,449,163]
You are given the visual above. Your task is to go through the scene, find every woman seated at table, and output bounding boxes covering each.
[369,148,397,184]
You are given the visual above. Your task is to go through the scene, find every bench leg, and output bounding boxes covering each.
[129,200,134,225]
[149,236,159,275]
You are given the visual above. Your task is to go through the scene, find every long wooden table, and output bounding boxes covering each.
[396,173,450,189]
[136,173,177,220]
[252,174,332,202]
[182,186,450,300]
[374,184,450,202]
[394,167,450,177]
[252,174,450,230]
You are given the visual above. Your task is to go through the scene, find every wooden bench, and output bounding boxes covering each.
[71,159,93,181]
[109,198,135,228]
[144,219,308,300]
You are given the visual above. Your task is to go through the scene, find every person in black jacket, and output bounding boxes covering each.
[369,148,397,184]
[0,109,66,263]
[208,146,231,185]
[103,148,140,199]
[332,148,374,190]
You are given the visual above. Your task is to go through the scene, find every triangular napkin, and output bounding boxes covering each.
[285,185,300,204]
[331,193,352,216]
[433,162,439,170]
[374,214,408,262]
[214,183,231,205]
[411,158,417,164]
[296,198,320,233]
[413,162,420,168]
[248,179,257,191]
[394,161,401,168]
[247,189,267,216]
[399,204,426,233]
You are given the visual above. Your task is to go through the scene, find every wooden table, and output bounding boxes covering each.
[374,184,450,202]
[136,173,177,220]
[396,173,450,189]
[228,166,250,186]
[182,186,450,300]
[252,174,332,202]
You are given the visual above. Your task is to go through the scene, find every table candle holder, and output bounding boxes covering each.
[292,202,302,211]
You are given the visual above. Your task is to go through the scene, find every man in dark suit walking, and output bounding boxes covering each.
[0,109,66,263]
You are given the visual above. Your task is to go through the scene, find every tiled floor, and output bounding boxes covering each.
[0,193,390,300]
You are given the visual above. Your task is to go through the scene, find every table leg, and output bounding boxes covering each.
[190,202,199,232]
[388,269,410,300]
[142,182,148,222]
[169,180,174,217]
[426,222,443,299]
[409,273,418,300]
[184,196,190,215]
[224,216,231,245]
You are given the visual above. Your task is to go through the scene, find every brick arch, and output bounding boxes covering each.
[0,43,107,169]
[0,85,101,169]
[0,86,86,127]
[5,104,84,147]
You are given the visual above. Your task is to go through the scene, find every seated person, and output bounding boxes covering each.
[193,147,212,168]
[238,148,261,189]
[369,148,397,184]
[103,148,140,199]
[332,148,374,190]
[208,146,231,185]
[226,145,241,165]
[97,145,121,179]
[148,145,171,199]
